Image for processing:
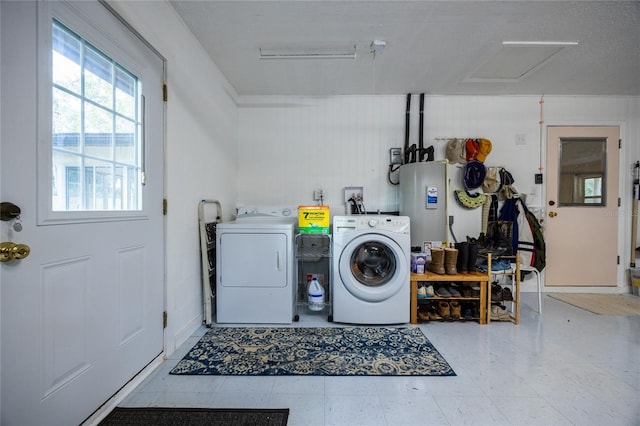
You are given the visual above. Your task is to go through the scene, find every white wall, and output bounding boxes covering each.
[238,95,640,289]
[107,1,239,354]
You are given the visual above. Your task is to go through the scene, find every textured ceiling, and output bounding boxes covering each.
[170,1,640,96]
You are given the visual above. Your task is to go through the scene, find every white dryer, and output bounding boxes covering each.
[216,207,297,324]
[332,215,411,324]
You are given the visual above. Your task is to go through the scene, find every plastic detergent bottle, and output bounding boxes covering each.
[307,277,325,312]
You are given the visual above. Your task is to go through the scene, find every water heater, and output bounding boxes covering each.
[399,162,448,250]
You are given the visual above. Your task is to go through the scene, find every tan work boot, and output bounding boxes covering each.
[437,301,451,318]
[450,301,461,319]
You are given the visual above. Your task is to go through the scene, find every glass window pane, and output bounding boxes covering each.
[84,46,113,109]
[558,138,606,206]
[115,116,136,165]
[52,22,81,94]
[52,88,81,153]
[52,151,82,211]
[123,166,140,210]
[85,159,114,210]
[115,67,136,119]
[84,103,113,160]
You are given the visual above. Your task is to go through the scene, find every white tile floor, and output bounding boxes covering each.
[120,293,640,425]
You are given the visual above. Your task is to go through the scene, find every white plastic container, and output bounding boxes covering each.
[307,277,325,311]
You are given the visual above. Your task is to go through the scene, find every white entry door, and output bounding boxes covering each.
[1,2,165,425]
[545,126,619,286]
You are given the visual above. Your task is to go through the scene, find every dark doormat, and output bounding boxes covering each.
[99,407,289,426]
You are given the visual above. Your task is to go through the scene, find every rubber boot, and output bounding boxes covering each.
[455,242,468,274]
[426,247,446,275]
[467,239,478,273]
[444,247,458,275]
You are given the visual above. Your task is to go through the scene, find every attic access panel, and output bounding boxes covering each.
[466,44,573,82]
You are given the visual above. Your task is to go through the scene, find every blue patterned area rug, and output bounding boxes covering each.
[170,327,455,376]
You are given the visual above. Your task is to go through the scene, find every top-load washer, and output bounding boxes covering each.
[216,207,297,324]
[332,215,411,324]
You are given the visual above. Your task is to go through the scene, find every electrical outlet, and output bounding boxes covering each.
[389,147,403,165]
[535,173,543,184]
[313,190,324,200]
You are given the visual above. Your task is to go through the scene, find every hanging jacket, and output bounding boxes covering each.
[517,198,546,272]
[515,201,535,267]
[498,198,520,254]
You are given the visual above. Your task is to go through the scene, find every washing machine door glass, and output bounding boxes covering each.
[338,233,409,303]
[350,241,396,286]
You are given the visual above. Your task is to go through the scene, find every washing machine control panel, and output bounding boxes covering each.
[236,206,296,217]
[333,215,410,234]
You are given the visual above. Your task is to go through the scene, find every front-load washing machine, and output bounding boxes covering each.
[332,215,410,324]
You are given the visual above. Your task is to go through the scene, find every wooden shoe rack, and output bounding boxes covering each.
[410,253,491,325]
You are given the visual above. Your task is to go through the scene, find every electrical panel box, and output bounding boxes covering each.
[390,148,403,165]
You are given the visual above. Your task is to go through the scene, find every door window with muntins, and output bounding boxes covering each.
[52,20,142,212]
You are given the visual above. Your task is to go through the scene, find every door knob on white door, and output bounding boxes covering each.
[0,242,30,262]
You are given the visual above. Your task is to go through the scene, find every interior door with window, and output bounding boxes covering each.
[545,126,619,286]
[1,2,165,424]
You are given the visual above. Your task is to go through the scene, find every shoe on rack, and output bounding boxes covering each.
[444,247,458,275]
[427,303,442,320]
[470,282,481,297]
[467,237,479,273]
[490,305,500,321]
[491,283,503,302]
[417,306,430,322]
[461,303,475,320]
[490,305,510,321]
[455,242,469,274]
[417,285,427,299]
[450,301,461,319]
[472,305,480,318]
[426,247,446,275]
[448,285,461,297]
[426,285,435,297]
[435,285,451,297]
[502,287,513,301]
[437,301,451,318]
[461,284,472,298]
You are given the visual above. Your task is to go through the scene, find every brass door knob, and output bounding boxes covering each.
[0,242,30,262]
[548,211,558,218]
